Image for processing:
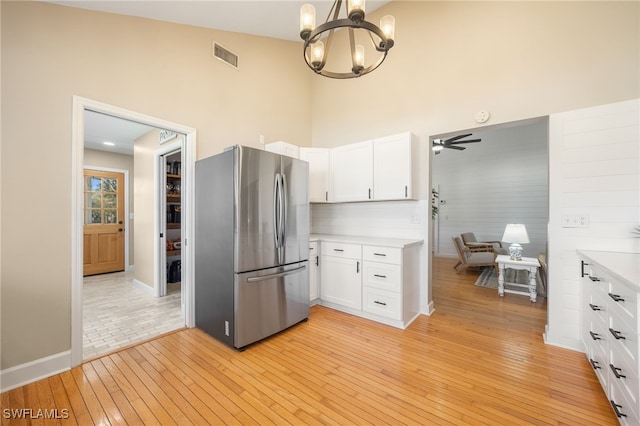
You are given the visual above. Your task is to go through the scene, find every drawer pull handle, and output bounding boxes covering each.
[609,328,626,340]
[589,331,602,341]
[588,303,602,311]
[609,364,626,379]
[611,400,627,418]
[589,359,601,370]
[357,261,360,274]
[608,293,625,302]
[374,300,387,306]
[374,274,387,278]
[373,253,386,256]
[589,276,600,282]
[581,260,589,277]
[333,249,344,252]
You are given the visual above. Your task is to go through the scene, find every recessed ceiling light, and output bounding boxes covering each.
[103,141,115,146]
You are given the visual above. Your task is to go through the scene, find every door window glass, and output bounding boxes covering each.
[84,175,118,225]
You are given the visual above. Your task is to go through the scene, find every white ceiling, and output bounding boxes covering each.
[69,0,391,155]
[48,0,391,42]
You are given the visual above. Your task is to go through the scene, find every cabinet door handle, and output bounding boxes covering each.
[611,400,627,418]
[325,191,328,202]
[589,359,601,370]
[405,185,408,197]
[588,276,600,282]
[374,274,387,278]
[374,300,387,306]
[609,328,626,340]
[581,260,589,277]
[357,261,360,273]
[588,303,602,311]
[373,253,386,257]
[610,364,626,379]
[315,256,319,266]
[589,331,602,341]
[368,188,372,199]
[608,293,625,302]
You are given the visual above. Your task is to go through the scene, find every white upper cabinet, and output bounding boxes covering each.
[373,132,418,201]
[299,147,330,203]
[331,140,374,202]
[265,141,299,158]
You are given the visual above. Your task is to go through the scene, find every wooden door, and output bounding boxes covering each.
[83,170,125,276]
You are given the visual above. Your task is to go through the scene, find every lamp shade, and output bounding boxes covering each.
[502,224,529,260]
[502,224,530,244]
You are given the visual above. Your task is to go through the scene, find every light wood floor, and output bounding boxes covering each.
[1,257,617,425]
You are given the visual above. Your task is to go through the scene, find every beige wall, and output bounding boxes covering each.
[310,1,639,150]
[84,148,136,266]
[0,1,311,369]
[132,129,161,289]
[1,0,638,371]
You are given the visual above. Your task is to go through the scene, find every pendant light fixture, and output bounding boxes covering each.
[299,0,395,79]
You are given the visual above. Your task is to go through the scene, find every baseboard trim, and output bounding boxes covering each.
[1,350,71,393]
[133,278,154,296]
[543,325,583,352]
[424,300,435,315]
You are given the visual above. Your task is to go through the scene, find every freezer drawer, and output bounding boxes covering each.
[234,262,309,349]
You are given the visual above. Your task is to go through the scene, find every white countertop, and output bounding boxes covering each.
[310,233,423,249]
[577,250,640,289]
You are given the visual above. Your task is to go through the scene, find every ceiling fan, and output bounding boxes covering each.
[432,134,481,154]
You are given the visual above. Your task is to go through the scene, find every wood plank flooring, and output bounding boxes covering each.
[1,257,617,425]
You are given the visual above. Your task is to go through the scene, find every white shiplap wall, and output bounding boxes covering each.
[546,98,640,351]
[433,121,549,258]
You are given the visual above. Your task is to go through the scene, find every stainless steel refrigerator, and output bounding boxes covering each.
[195,145,310,349]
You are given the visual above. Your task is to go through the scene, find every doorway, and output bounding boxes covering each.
[71,96,197,367]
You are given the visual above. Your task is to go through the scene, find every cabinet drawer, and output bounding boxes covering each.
[321,242,361,259]
[610,377,640,425]
[362,287,401,320]
[363,262,401,292]
[609,341,639,409]
[609,278,639,327]
[363,245,401,264]
[587,286,609,327]
[609,309,638,365]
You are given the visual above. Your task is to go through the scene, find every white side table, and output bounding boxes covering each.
[495,255,541,302]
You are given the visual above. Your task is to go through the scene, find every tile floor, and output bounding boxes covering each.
[83,270,184,360]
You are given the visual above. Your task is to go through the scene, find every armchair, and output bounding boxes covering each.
[461,232,508,255]
[452,236,497,274]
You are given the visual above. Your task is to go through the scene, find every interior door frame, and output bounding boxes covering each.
[71,96,197,367]
[156,143,183,298]
[83,166,131,272]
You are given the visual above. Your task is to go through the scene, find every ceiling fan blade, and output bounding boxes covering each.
[444,133,472,144]
[447,145,466,150]
[449,138,481,145]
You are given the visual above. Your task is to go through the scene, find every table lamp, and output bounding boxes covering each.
[502,224,530,260]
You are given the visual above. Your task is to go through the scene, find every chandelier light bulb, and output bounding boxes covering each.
[354,45,364,68]
[380,15,395,43]
[347,0,365,22]
[310,40,325,68]
[299,4,316,39]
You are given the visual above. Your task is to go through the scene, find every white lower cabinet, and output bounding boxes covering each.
[317,235,422,329]
[309,241,319,304]
[579,250,640,425]
[320,242,362,310]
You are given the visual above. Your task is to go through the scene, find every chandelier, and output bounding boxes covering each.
[299,0,395,79]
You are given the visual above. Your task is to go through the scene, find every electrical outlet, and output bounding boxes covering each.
[411,215,421,224]
[562,214,590,228]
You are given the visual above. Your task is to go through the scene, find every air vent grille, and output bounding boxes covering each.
[213,42,239,69]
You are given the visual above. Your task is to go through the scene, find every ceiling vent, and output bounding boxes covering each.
[213,42,239,70]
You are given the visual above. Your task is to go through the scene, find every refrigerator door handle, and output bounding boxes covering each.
[246,265,307,282]
[273,173,281,249]
[280,173,287,244]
